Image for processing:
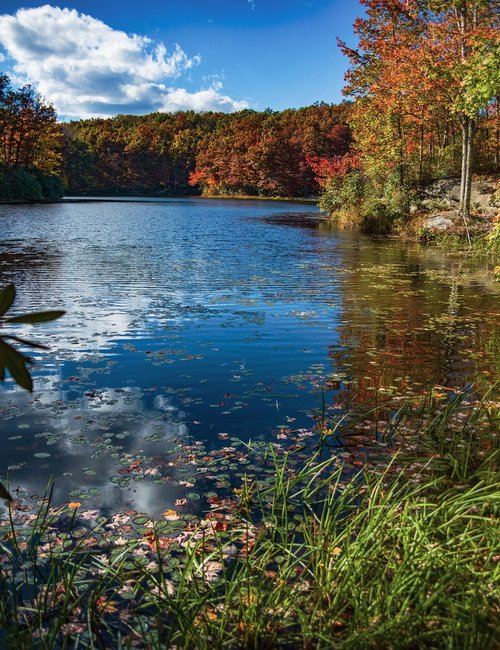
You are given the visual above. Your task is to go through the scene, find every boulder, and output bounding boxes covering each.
[423,178,498,214]
[449,180,497,208]
[449,185,461,202]
[424,212,455,231]
[422,178,458,198]
[471,183,495,210]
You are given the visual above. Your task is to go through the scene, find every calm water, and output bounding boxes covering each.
[0,198,498,515]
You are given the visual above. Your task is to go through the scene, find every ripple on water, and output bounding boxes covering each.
[0,199,498,515]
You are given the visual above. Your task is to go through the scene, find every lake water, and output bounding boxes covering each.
[0,198,498,516]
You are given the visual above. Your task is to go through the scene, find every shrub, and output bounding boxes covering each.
[0,167,43,201]
[319,172,365,215]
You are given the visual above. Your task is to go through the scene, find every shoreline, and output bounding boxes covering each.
[0,199,62,205]
[1,195,319,205]
[61,194,319,204]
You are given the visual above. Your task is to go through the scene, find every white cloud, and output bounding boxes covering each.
[160,85,248,112]
[0,5,248,118]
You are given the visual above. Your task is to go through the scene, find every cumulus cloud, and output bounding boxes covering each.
[0,5,248,118]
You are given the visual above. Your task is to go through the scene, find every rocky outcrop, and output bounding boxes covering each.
[422,178,458,199]
[420,176,499,233]
[422,177,498,211]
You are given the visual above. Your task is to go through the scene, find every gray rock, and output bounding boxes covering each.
[423,178,459,198]
[449,185,461,202]
[471,184,494,210]
[425,213,455,231]
[427,179,498,213]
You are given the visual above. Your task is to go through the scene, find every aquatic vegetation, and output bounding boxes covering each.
[0,394,498,648]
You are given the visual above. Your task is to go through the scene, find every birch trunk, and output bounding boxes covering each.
[460,114,474,246]
[464,117,475,216]
[460,114,468,207]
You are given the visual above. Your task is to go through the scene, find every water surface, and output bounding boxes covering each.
[0,198,497,515]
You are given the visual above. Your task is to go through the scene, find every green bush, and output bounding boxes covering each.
[0,167,43,201]
[358,176,414,233]
[341,171,365,206]
[382,175,413,219]
[319,178,342,213]
[319,172,365,215]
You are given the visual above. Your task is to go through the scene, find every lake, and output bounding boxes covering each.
[0,198,498,516]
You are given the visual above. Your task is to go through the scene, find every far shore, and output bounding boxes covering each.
[60,194,319,204]
[1,195,319,205]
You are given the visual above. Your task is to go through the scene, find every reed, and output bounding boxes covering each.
[0,392,498,649]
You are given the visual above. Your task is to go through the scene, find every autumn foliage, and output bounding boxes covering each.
[308,152,360,189]
[63,104,352,198]
[330,0,499,226]
[0,74,63,201]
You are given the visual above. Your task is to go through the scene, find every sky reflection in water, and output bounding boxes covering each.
[0,199,498,516]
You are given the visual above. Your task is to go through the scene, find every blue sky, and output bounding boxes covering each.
[0,1,363,119]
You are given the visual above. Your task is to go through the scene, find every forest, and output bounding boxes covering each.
[1,0,498,236]
[1,79,351,200]
[0,74,64,201]
[62,103,351,198]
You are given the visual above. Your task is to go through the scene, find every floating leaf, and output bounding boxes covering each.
[163,509,180,521]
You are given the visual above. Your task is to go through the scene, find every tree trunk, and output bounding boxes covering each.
[460,114,468,207]
[495,97,499,170]
[396,115,405,188]
[418,120,424,181]
[463,117,475,215]
[459,113,474,246]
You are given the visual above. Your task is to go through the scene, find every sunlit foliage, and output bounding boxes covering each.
[0,74,63,201]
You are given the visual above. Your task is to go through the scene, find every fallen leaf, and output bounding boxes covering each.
[163,509,180,521]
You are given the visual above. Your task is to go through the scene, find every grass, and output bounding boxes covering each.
[403,214,500,270]
[0,390,498,649]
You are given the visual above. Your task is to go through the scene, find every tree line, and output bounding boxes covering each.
[3,83,353,201]
[62,104,351,198]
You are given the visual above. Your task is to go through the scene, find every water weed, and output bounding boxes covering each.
[0,391,498,649]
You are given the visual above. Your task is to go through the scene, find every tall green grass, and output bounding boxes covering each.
[0,392,498,649]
